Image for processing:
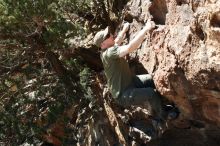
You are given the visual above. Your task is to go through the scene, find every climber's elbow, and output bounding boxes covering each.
[118,45,130,57]
[118,43,138,57]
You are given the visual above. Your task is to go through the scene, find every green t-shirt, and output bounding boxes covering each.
[101,45,133,98]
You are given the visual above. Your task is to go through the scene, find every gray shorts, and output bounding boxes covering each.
[116,74,162,117]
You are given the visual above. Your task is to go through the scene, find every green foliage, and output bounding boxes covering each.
[0,53,74,144]
[0,0,92,144]
[0,49,96,145]
[0,0,90,50]
[80,67,93,99]
[0,0,124,145]
[65,58,94,99]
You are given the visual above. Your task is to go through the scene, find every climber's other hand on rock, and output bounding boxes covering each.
[122,22,130,32]
[144,20,155,31]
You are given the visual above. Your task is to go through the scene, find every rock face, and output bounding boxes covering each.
[44,1,220,145]
[125,0,220,127]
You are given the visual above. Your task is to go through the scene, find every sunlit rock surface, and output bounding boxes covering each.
[125,0,220,144]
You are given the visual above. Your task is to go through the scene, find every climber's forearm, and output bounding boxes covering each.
[127,25,150,53]
[118,21,155,58]
[115,23,129,46]
[114,29,126,45]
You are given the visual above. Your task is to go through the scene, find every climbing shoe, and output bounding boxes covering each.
[163,104,180,120]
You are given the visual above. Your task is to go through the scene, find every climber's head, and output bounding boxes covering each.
[94,26,115,49]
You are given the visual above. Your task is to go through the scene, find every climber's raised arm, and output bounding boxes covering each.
[114,22,130,46]
[118,20,155,58]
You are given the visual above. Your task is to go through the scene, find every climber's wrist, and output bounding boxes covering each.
[117,26,128,40]
[122,22,130,32]
[144,20,155,32]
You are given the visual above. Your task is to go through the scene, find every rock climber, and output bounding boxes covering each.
[93,20,178,137]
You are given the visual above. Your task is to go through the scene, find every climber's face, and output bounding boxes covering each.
[100,34,115,49]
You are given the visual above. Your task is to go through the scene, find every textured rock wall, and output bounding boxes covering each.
[125,0,220,127]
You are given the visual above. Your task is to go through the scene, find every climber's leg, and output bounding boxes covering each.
[133,74,179,120]
[133,74,156,88]
[117,87,163,118]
